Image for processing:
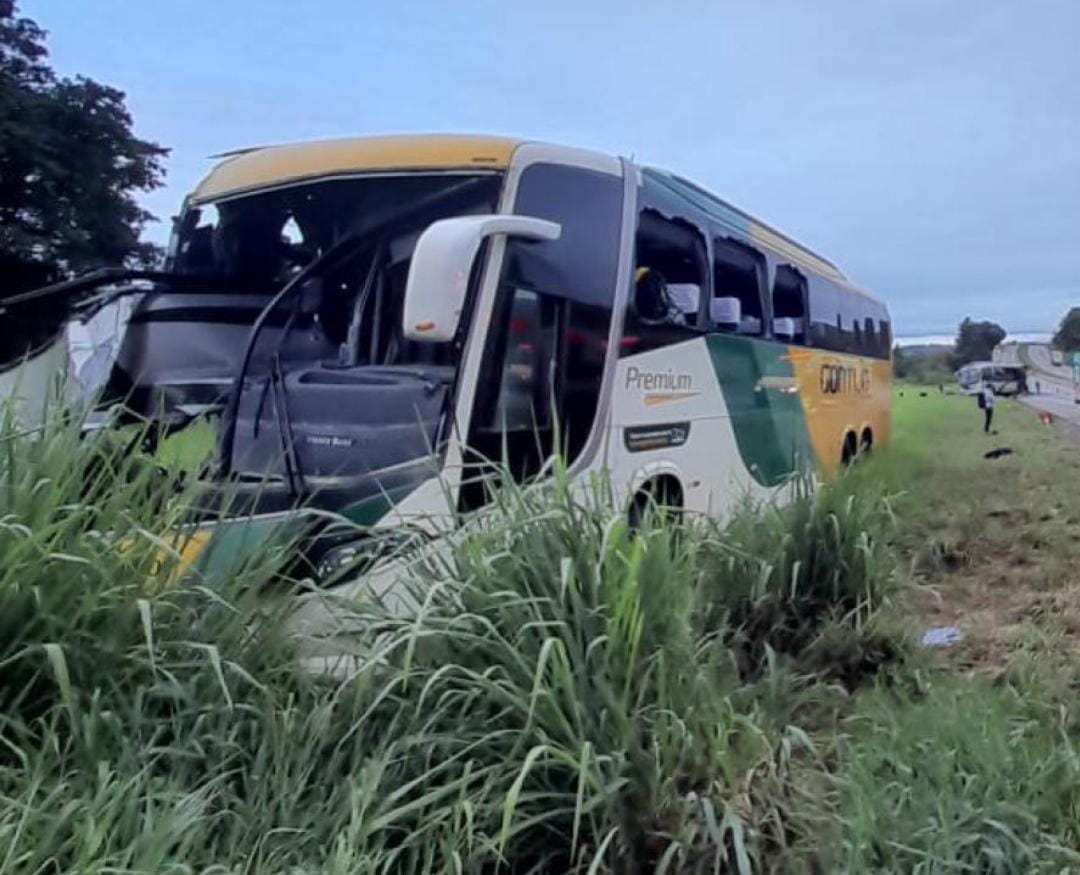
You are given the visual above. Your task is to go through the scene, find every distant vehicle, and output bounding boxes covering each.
[1051,348,1065,366]
[955,362,1026,396]
[12,134,893,583]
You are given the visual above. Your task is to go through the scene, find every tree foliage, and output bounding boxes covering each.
[1052,307,1080,354]
[952,317,1006,368]
[0,0,167,296]
[893,344,954,385]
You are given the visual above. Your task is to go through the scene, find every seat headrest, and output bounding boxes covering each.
[710,296,741,326]
[667,283,701,316]
[773,316,802,338]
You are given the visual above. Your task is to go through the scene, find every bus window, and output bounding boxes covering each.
[712,238,765,335]
[463,162,622,507]
[808,277,840,350]
[626,209,707,351]
[483,288,554,432]
[879,319,892,354]
[771,265,807,344]
[864,317,878,357]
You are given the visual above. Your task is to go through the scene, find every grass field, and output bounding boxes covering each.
[1,390,1078,872]
[828,389,1080,870]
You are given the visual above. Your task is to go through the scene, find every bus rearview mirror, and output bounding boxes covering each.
[402,214,561,343]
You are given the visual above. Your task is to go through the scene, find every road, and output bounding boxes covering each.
[1002,343,1080,426]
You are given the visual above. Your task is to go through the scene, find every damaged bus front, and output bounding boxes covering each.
[175,137,629,585]
[194,169,511,572]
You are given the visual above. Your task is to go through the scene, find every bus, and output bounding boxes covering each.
[955,362,1026,396]
[23,135,892,582]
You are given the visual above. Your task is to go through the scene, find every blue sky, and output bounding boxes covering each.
[25,0,1080,335]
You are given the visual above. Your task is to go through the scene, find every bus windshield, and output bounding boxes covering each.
[200,172,505,494]
[178,173,502,366]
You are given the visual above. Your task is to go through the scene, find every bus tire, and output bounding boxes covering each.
[859,427,873,456]
[628,474,684,531]
[841,432,858,467]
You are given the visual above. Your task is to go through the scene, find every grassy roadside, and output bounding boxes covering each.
[870,387,1080,673]
[1,392,1078,872]
[823,387,1080,871]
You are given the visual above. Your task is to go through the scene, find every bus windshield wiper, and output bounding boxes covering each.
[268,352,303,496]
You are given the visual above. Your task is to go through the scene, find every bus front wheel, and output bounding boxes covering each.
[628,474,684,531]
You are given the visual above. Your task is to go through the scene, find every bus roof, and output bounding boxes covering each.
[189,133,879,303]
[646,170,843,276]
[191,134,522,203]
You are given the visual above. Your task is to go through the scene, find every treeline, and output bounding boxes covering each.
[893,317,1006,384]
[0,1,165,360]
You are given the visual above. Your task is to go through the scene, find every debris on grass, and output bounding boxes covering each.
[921,626,963,648]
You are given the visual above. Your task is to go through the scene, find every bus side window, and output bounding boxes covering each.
[626,209,708,352]
[879,318,892,356]
[864,317,878,358]
[771,265,807,344]
[712,238,765,335]
[808,277,840,350]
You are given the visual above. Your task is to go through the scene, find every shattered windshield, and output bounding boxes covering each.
[170,173,502,290]
[170,172,503,370]
[201,173,505,488]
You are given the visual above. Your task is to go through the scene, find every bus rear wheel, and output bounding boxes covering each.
[859,427,873,456]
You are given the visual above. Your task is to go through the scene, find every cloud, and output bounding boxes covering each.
[28,0,1080,333]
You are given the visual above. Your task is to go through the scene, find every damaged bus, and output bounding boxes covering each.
[16,134,892,582]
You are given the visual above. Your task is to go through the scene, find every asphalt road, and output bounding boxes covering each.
[1006,343,1080,425]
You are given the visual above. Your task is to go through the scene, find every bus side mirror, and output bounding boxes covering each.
[402,214,561,342]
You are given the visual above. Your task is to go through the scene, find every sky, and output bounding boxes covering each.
[24,0,1080,336]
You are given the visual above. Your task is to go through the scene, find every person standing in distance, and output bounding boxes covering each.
[978,382,995,434]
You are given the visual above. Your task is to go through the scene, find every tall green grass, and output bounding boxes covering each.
[0,407,902,872]
[838,674,1080,872]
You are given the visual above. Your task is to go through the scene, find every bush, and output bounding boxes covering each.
[695,478,900,684]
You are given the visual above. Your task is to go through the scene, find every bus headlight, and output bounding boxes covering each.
[314,528,428,583]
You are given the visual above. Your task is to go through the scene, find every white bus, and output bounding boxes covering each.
[955,362,1026,396]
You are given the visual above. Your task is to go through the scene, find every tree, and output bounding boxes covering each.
[952,317,1006,367]
[891,344,907,379]
[0,0,167,295]
[1052,308,1080,353]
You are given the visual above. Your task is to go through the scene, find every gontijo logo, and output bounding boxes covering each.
[625,365,698,406]
[820,361,871,395]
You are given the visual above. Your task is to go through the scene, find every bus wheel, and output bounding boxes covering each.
[859,428,873,457]
[628,475,684,531]
[841,432,858,467]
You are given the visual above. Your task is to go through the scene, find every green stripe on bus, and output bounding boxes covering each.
[342,481,425,527]
[705,334,813,486]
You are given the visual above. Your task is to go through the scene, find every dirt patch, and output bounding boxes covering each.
[913,562,1080,675]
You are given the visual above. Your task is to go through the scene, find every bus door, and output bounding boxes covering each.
[457,154,626,511]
